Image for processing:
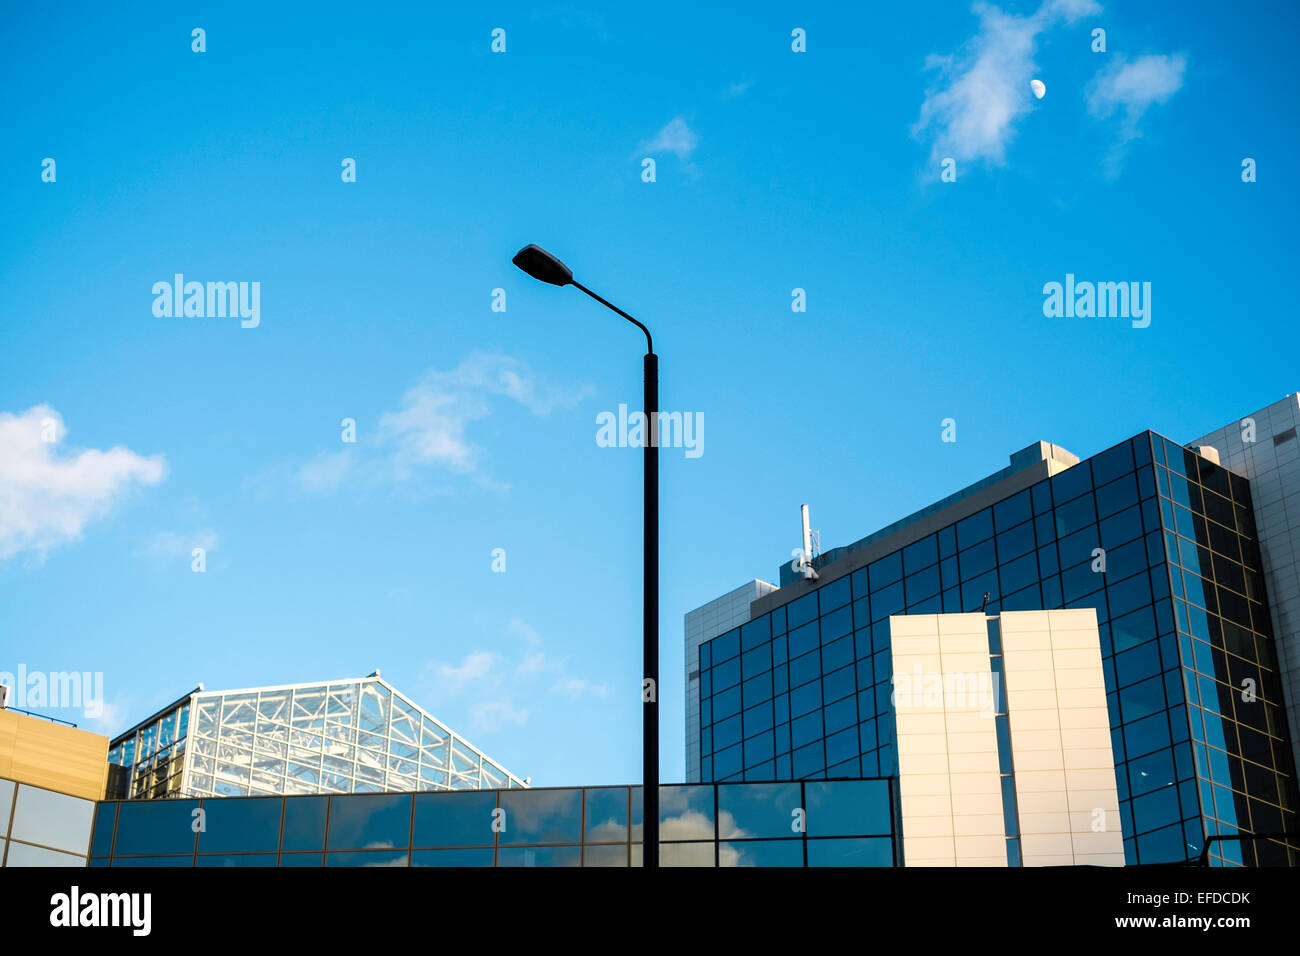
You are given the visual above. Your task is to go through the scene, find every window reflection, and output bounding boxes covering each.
[660,841,715,867]
[281,795,327,850]
[114,799,199,856]
[718,782,801,840]
[498,789,582,846]
[583,788,629,843]
[807,836,893,866]
[198,796,282,853]
[720,839,804,867]
[411,848,494,867]
[10,785,94,856]
[413,790,496,848]
[196,853,277,867]
[497,846,581,867]
[658,785,715,841]
[582,844,628,867]
[805,780,890,836]
[326,793,411,850]
[325,850,410,867]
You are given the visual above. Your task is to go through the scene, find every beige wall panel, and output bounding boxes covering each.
[0,711,109,801]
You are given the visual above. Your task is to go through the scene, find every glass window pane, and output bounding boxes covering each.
[996,522,1036,562]
[196,853,277,867]
[90,802,117,857]
[820,606,852,643]
[584,788,628,843]
[326,793,412,850]
[818,576,851,613]
[1092,440,1136,486]
[711,628,740,663]
[114,799,200,856]
[498,789,582,845]
[742,644,772,680]
[1128,749,1180,801]
[4,842,85,866]
[582,844,628,867]
[660,841,715,867]
[1132,786,1181,836]
[497,845,581,867]
[805,780,891,836]
[411,848,495,867]
[712,656,741,692]
[413,790,497,847]
[806,836,893,866]
[10,785,95,855]
[110,855,195,867]
[278,852,323,866]
[197,797,282,853]
[720,839,804,867]
[1052,460,1094,505]
[717,782,801,839]
[281,796,327,850]
[787,593,819,629]
[903,536,939,574]
[325,850,409,867]
[741,616,771,651]
[0,779,13,828]
[994,489,1032,530]
[659,785,714,841]
[956,508,994,549]
[871,581,905,621]
[869,551,903,589]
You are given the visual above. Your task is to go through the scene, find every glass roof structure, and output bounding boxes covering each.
[108,674,526,799]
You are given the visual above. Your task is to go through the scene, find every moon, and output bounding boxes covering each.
[1030,79,1046,99]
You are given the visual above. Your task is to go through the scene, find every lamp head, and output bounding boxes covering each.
[512,244,573,287]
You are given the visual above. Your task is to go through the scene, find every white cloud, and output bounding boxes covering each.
[1087,53,1186,170]
[509,618,547,675]
[421,618,608,735]
[471,698,530,733]
[86,699,129,735]
[641,117,698,160]
[297,449,356,493]
[287,353,590,495]
[913,0,1100,167]
[551,677,610,700]
[436,651,501,691]
[509,618,542,644]
[139,528,218,560]
[0,405,166,561]
[724,80,752,98]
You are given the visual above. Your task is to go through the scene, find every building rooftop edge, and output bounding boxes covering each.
[750,429,1170,620]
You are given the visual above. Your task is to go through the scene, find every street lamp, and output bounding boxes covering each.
[511,243,660,868]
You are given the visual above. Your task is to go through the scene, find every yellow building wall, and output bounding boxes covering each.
[0,710,109,801]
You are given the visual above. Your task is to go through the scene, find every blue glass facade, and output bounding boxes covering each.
[86,779,897,867]
[695,432,1300,865]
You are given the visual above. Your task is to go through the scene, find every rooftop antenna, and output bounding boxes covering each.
[801,504,820,581]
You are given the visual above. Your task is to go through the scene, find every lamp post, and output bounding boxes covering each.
[511,244,659,868]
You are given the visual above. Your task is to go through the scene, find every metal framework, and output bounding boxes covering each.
[108,675,526,799]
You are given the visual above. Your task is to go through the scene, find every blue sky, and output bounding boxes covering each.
[1,0,1296,786]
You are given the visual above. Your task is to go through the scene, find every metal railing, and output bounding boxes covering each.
[2,705,78,728]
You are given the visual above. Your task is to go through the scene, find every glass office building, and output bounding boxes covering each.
[690,432,1300,866]
[106,674,526,800]
[85,778,897,867]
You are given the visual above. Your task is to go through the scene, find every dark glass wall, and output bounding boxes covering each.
[1153,437,1299,866]
[107,699,190,800]
[88,779,897,867]
[696,432,1299,866]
